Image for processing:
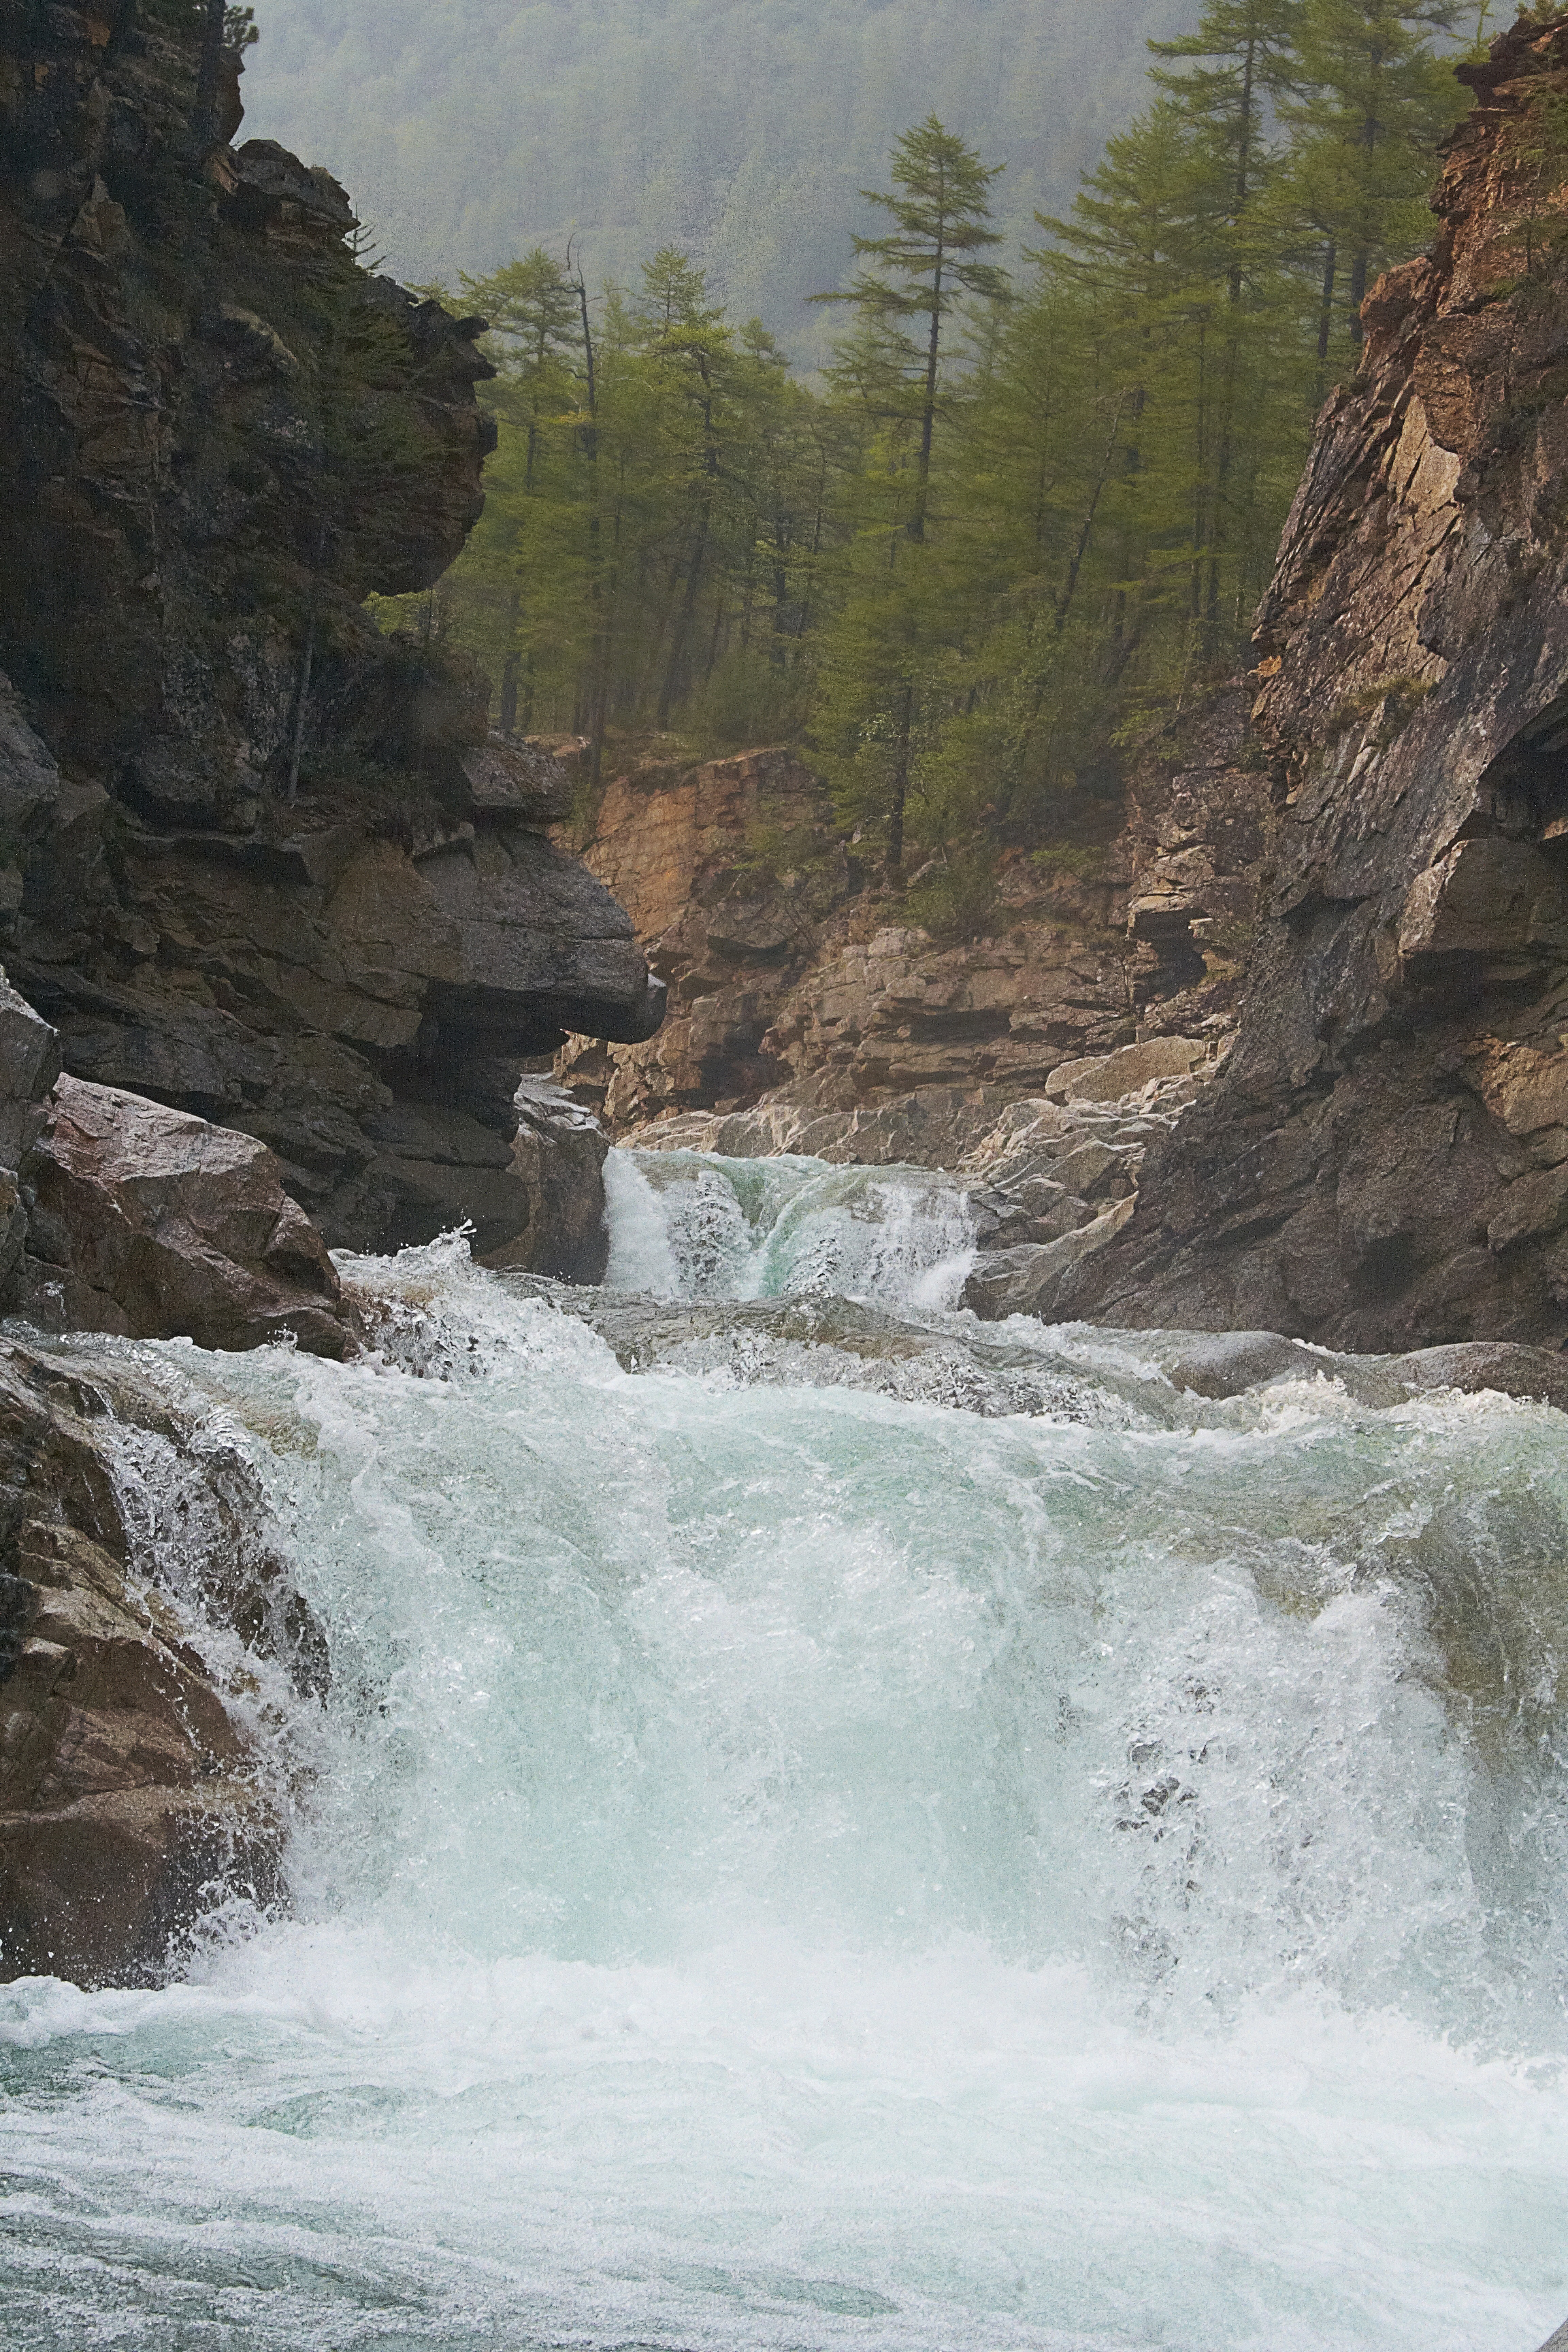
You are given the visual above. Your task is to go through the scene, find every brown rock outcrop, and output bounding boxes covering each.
[0,1333,326,1985]
[0,3,661,1266]
[493,1077,611,1281]
[557,747,853,1124]
[19,1073,353,1356]
[1068,18,1568,1351]
[559,732,1264,1148]
[1121,685,1271,1010]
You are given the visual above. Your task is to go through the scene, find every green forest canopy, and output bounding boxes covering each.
[239,0,1202,364]
[256,0,1493,939]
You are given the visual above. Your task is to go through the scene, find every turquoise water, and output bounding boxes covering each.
[3,1154,1567,2350]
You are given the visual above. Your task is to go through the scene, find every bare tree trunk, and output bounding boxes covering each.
[568,253,609,787]
[657,497,710,728]
[911,240,945,543]
[704,610,724,687]
[499,583,522,734]
[191,0,228,154]
[1053,389,1128,638]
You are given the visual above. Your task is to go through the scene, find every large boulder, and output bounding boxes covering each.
[0,671,59,896]
[1152,1330,1327,1397]
[0,966,60,1292]
[962,1196,1137,1321]
[460,734,575,823]
[18,1076,354,1357]
[0,966,61,1167]
[1384,1341,1568,1414]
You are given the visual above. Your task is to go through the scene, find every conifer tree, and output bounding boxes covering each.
[815,117,1010,541]
[811,121,1008,875]
[457,252,586,730]
[1283,0,1465,368]
[382,16,1475,920]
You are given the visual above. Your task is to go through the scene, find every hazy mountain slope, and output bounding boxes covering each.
[240,0,1198,355]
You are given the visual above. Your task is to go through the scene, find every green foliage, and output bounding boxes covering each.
[1032,843,1109,881]
[691,648,814,752]
[902,849,1000,940]
[1279,0,1465,359]
[1325,670,1433,742]
[355,0,1471,918]
[798,0,1469,891]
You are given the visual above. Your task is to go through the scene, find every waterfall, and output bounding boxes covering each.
[3,1159,1567,2351]
[602,1145,979,1307]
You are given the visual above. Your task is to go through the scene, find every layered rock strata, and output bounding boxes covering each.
[0,3,660,1269]
[1068,17,1568,1352]
[0,1333,326,1985]
[557,736,1264,1143]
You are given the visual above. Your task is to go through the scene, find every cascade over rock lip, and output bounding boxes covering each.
[0,1333,325,1987]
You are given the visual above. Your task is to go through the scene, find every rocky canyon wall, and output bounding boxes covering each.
[0,0,660,1275]
[1066,14,1568,1354]
[555,708,1269,1153]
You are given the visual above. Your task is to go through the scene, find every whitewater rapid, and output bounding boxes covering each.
[3,1148,1568,2350]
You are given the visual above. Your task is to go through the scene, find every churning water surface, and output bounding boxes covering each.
[3,1149,1568,2351]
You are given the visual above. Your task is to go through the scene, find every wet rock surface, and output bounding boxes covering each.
[519,1288,1124,1422]
[0,1333,325,1987]
[493,1077,612,1282]
[1382,1339,1568,1415]
[511,1270,1568,1435]
[1071,18,1568,1354]
[18,1074,353,1358]
[0,7,659,1264]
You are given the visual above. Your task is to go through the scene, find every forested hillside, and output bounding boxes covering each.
[240,0,1198,357]
[351,0,1477,932]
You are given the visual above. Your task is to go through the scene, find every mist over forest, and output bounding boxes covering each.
[239,0,1200,359]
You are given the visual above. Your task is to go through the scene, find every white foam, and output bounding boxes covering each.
[605,1145,978,1307]
[7,1245,1568,2347]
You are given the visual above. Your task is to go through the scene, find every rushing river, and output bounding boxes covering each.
[4,1147,1568,2350]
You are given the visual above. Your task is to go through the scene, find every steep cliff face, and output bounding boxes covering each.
[0,1,661,1267]
[1068,16,1568,1352]
[557,726,1265,1143]
[557,747,851,1124]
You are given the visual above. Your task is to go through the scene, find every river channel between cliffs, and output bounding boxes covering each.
[4,1146,1568,2350]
